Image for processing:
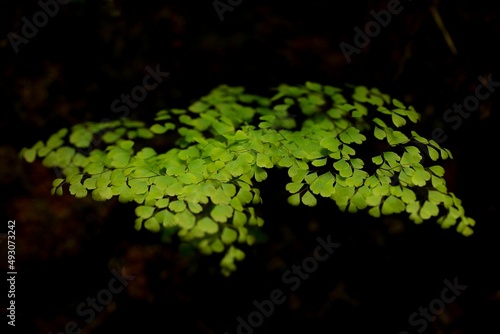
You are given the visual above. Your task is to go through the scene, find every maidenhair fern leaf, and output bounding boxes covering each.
[21,81,476,276]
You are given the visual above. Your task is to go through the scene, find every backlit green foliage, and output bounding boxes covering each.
[21,82,475,276]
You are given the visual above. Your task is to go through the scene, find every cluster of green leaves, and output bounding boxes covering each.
[21,82,475,275]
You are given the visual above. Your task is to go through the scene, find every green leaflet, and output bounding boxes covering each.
[211,205,234,223]
[429,165,445,177]
[144,217,161,232]
[69,127,93,148]
[339,127,366,144]
[128,179,149,194]
[92,187,113,201]
[221,227,238,244]
[302,191,317,207]
[103,128,126,143]
[169,200,186,212]
[69,182,88,198]
[320,136,341,152]
[136,205,155,219]
[21,81,476,276]
[256,153,273,168]
[412,167,431,186]
[420,200,440,219]
[392,113,406,127]
[374,126,386,140]
[85,162,104,175]
[150,124,168,134]
[197,217,219,234]
[287,193,301,206]
[175,210,196,229]
[210,187,232,205]
[345,169,367,187]
[117,186,135,203]
[46,131,65,150]
[381,195,406,215]
[309,172,336,197]
[333,159,353,178]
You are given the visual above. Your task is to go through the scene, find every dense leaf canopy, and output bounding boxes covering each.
[21,82,475,275]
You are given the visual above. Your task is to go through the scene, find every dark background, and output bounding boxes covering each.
[1,0,499,333]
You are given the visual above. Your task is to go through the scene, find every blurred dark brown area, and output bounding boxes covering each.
[1,0,499,333]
